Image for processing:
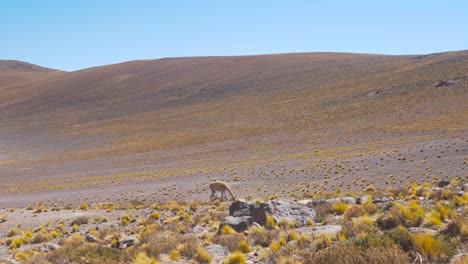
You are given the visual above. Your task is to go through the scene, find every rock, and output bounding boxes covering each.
[294,225,342,236]
[408,227,437,235]
[85,234,102,243]
[42,243,61,252]
[311,198,327,206]
[449,253,468,264]
[229,200,268,226]
[219,216,253,234]
[159,254,172,262]
[356,196,368,204]
[372,197,394,204]
[433,80,457,88]
[192,225,207,234]
[118,234,137,248]
[245,252,260,264]
[223,199,316,232]
[463,183,468,192]
[341,196,356,204]
[437,180,451,187]
[297,199,313,206]
[264,200,316,226]
[205,244,228,259]
[325,198,341,204]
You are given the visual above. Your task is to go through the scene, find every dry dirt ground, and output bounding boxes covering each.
[0,135,465,209]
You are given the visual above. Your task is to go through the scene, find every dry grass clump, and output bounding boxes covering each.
[133,252,157,264]
[332,202,348,215]
[340,216,378,240]
[79,202,89,210]
[70,216,89,226]
[312,241,410,264]
[212,232,245,252]
[223,252,246,264]
[398,200,425,227]
[411,233,457,262]
[385,227,413,251]
[194,246,212,263]
[139,232,182,258]
[247,225,278,247]
[422,210,443,227]
[344,205,367,220]
[40,240,124,264]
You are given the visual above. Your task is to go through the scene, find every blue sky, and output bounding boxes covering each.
[1,1,467,71]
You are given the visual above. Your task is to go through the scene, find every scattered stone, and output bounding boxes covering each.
[463,183,468,192]
[85,234,102,243]
[205,244,228,259]
[42,243,61,252]
[297,199,313,206]
[341,196,356,204]
[432,80,457,88]
[356,196,368,204]
[437,180,451,187]
[408,227,437,235]
[294,225,342,236]
[311,198,327,206]
[372,197,394,204]
[159,254,172,262]
[219,216,253,234]
[325,198,341,204]
[118,234,137,248]
[449,253,468,264]
[192,225,207,234]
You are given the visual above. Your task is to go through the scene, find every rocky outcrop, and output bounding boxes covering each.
[264,200,316,226]
[219,199,316,233]
[229,200,268,226]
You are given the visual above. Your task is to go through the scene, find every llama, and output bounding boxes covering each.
[209,181,236,201]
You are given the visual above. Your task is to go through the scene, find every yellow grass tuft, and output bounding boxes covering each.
[237,240,251,253]
[15,251,29,261]
[195,246,212,263]
[133,252,157,264]
[333,202,348,215]
[221,225,237,235]
[223,252,246,264]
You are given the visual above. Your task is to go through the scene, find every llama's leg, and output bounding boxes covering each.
[210,190,215,201]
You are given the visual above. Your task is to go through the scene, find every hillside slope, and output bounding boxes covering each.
[0,51,466,206]
[0,60,62,89]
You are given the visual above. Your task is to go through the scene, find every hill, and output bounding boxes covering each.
[0,51,466,207]
[0,60,62,89]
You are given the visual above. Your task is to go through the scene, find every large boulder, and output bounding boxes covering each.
[220,199,316,233]
[264,200,316,226]
[229,200,268,226]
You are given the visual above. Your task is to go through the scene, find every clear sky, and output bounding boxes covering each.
[1,0,467,71]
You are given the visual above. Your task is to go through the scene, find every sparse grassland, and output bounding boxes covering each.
[0,180,466,263]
